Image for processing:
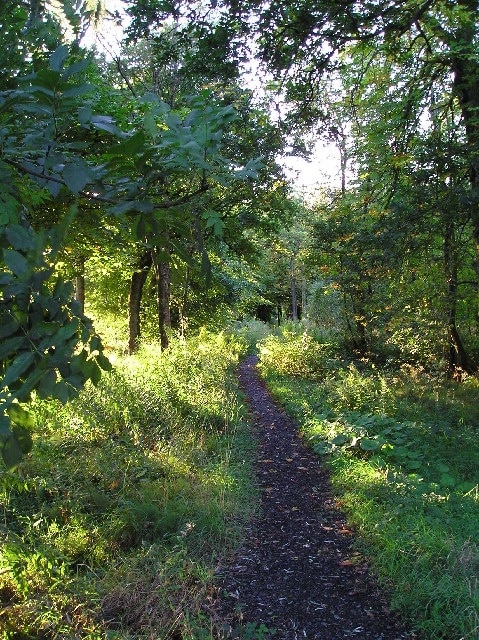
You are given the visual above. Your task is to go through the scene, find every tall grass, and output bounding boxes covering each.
[258,328,479,640]
[0,331,257,639]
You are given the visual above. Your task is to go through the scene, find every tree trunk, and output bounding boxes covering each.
[290,255,298,321]
[74,256,86,315]
[152,247,171,350]
[179,266,190,339]
[301,277,307,320]
[350,287,369,355]
[451,23,479,361]
[128,250,152,354]
[444,218,472,378]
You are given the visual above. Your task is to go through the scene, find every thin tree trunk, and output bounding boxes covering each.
[74,256,86,315]
[290,255,298,321]
[151,247,171,350]
[301,278,307,320]
[179,266,190,339]
[444,218,472,378]
[451,30,479,356]
[128,250,152,354]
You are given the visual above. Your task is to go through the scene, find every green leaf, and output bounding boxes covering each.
[78,106,92,125]
[49,45,69,72]
[0,336,27,360]
[0,318,20,339]
[63,161,92,194]
[359,437,381,451]
[37,369,57,399]
[3,249,29,276]
[96,352,112,372]
[91,115,124,136]
[0,415,10,438]
[63,83,95,98]
[1,352,35,388]
[8,404,35,429]
[6,225,33,252]
[144,111,157,137]
[52,318,80,345]
[114,131,146,155]
[2,433,23,468]
[51,380,70,403]
[440,473,455,488]
[12,424,33,454]
[62,58,90,78]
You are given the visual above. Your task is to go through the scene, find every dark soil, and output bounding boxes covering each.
[205,356,417,640]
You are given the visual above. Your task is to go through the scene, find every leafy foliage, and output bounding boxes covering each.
[0,212,111,468]
[258,324,336,380]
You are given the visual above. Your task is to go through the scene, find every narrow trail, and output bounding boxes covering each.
[207,356,416,640]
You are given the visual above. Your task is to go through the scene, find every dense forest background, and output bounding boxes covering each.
[1,1,479,639]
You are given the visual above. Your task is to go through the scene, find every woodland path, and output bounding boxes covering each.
[206,356,416,640]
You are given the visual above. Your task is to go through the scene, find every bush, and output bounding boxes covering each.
[258,327,334,380]
[227,319,273,353]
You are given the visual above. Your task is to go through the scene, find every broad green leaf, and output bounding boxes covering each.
[0,415,10,438]
[49,45,69,72]
[17,103,53,116]
[114,131,146,155]
[51,380,70,403]
[12,424,33,454]
[144,112,157,137]
[0,336,26,360]
[2,352,35,388]
[2,433,23,468]
[0,318,19,339]
[63,83,95,98]
[62,58,90,79]
[8,404,34,429]
[37,369,57,399]
[359,437,381,451]
[440,473,455,487]
[63,161,92,194]
[78,106,92,125]
[13,367,44,402]
[52,318,80,345]
[96,352,112,372]
[3,249,29,276]
[91,115,124,136]
[6,225,33,252]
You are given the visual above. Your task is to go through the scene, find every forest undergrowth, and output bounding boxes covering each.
[2,318,479,640]
[258,324,479,640]
[0,329,257,639]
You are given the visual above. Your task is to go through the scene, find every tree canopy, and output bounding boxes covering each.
[3,0,479,466]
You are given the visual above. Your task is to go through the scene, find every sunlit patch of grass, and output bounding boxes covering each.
[0,331,257,638]
[261,355,479,640]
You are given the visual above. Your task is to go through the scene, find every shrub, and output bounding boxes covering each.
[258,328,334,380]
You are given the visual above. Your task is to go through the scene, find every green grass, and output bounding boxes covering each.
[0,330,258,639]
[259,350,479,640]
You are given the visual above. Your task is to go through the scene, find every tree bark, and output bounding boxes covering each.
[450,17,479,362]
[152,247,171,350]
[128,250,152,354]
[179,266,190,339]
[290,255,298,321]
[444,217,472,378]
[74,256,86,315]
[301,277,307,320]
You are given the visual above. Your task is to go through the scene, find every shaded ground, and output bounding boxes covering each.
[205,356,417,639]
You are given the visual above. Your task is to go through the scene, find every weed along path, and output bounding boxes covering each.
[208,356,415,640]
